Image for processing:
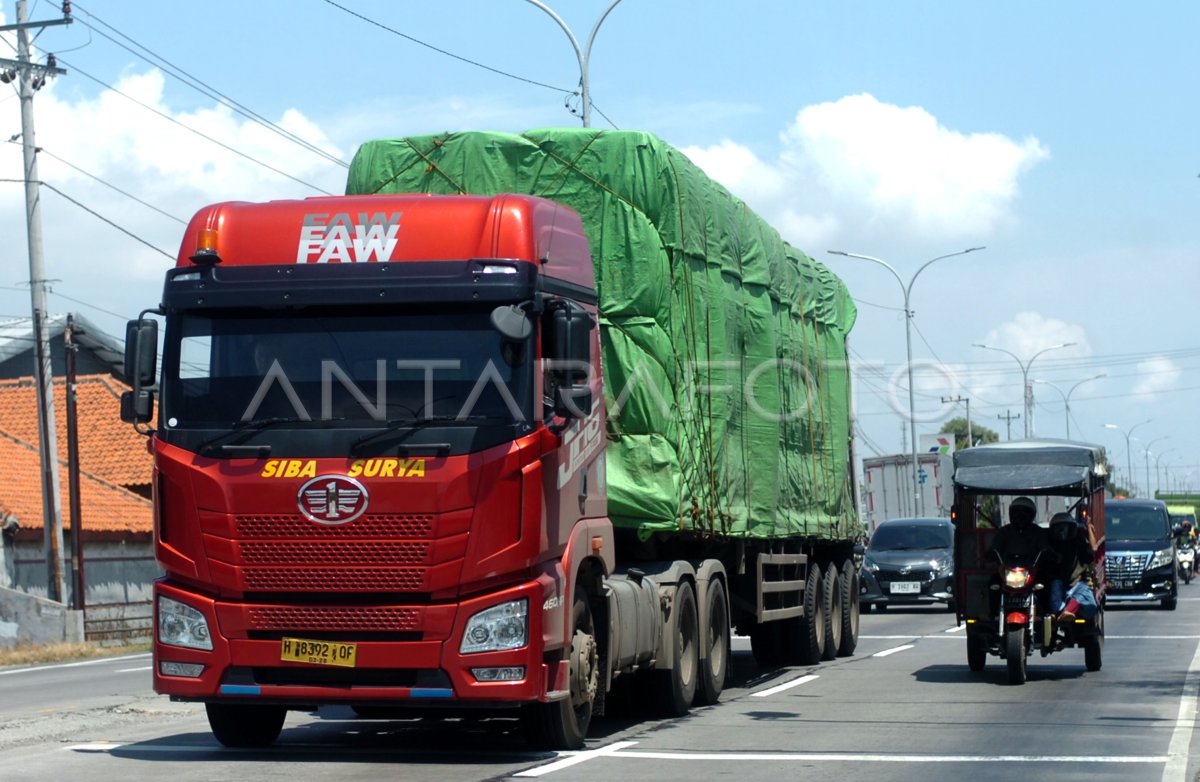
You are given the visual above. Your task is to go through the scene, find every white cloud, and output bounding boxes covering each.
[1133,356,1182,398]
[979,311,1091,360]
[680,93,1048,248]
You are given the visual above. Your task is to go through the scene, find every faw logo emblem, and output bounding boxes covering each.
[297,475,369,525]
[296,211,401,264]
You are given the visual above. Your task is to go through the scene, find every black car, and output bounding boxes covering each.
[1105,499,1178,609]
[860,517,955,611]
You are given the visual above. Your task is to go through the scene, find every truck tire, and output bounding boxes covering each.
[653,580,699,716]
[837,558,859,656]
[205,703,286,748]
[695,578,730,705]
[786,563,825,665]
[523,588,597,750]
[820,563,840,661]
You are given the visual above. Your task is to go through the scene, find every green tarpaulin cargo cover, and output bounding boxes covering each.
[346,129,858,542]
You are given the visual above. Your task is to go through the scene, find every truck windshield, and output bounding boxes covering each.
[1107,507,1170,541]
[161,309,531,428]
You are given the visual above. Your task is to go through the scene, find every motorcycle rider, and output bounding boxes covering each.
[986,496,1050,567]
[1046,512,1095,621]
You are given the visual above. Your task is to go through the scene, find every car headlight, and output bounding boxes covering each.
[460,599,528,654]
[1149,548,1175,569]
[931,558,952,574]
[863,557,880,573]
[158,596,212,651]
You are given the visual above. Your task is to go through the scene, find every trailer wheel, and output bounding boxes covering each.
[523,587,597,750]
[695,578,729,705]
[837,559,859,656]
[820,563,840,661]
[786,563,825,665]
[205,703,286,748]
[654,580,699,716]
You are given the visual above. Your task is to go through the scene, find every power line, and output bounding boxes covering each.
[21,143,187,224]
[68,2,348,169]
[319,0,569,94]
[56,57,335,194]
[2,178,175,259]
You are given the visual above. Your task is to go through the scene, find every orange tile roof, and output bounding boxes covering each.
[0,429,151,534]
[0,375,151,488]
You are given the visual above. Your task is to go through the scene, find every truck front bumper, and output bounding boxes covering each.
[152,578,566,707]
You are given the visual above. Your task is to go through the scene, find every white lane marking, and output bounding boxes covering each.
[515,741,638,777]
[944,625,966,633]
[116,666,153,673]
[1162,631,1200,782]
[613,750,1167,764]
[750,674,818,698]
[0,653,151,677]
[873,644,915,658]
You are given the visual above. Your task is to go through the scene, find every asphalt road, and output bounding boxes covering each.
[4,596,1200,782]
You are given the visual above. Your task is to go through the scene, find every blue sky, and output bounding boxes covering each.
[2,1,1198,494]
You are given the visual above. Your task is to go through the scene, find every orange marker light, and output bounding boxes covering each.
[190,228,222,264]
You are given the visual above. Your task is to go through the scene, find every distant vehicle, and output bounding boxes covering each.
[859,517,955,612]
[862,453,953,532]
[1106,499,1178,609]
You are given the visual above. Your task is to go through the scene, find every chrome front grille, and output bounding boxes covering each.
[1105,553,1150,581]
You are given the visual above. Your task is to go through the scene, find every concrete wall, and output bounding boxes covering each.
[1,534,158,607]
[0,585,84,651]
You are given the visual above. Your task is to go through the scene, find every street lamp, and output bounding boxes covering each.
[1155,448,1177,498]
[1105,420,1152,496]
[1031,373,1106,439]
[828,246,985,516]
[524,0,624,127]
[972,342,1077,438]
[1143,436,1169,500]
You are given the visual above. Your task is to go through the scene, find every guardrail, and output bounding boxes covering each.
[84,601,152,645]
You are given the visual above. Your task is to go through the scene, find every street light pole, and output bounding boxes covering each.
[1105,420,1152,496]
[1155,448,1177,498]
[829,246,985,516]
[523,0,624,128]
[1143,436,1169,500]
[1032,373,1106,439]
[972,342,1077,438]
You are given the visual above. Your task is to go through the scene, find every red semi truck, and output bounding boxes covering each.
[121,130,862,750]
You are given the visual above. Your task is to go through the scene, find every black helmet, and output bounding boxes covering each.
[1010,496,1037,526]
[1049,512,1076,542]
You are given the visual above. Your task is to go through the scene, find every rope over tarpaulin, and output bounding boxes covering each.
[346,129,858,541]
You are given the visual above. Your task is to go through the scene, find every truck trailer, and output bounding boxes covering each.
[121,129,861,750]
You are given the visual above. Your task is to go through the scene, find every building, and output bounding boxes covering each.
[0,373,156,608]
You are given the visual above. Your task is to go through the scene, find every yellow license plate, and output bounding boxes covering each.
[280,637,357,667]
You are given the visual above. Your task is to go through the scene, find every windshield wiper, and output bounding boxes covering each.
[351,414,505,453]
[197,417,337,456]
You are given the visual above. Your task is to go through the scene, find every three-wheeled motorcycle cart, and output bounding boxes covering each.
[952,441,1107,684]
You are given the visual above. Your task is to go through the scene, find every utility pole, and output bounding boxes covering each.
[941,395,971,448]
[65,314,85,610]
[2,0,73,602]
[998,410,1021,441]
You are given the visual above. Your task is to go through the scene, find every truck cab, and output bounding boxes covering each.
[123,195,615,748]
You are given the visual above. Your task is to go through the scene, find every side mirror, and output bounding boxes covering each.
[120,389,154,425]
[490,304,532,342]
[551,306,594,374]
[124,318,159,387]
[554,385,593,419]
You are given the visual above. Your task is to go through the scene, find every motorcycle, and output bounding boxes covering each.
[1178,543,1194,585]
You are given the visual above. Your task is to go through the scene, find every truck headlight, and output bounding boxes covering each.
[1149,548,1175,569]
[460,599,528,654]
[158,596,213,651]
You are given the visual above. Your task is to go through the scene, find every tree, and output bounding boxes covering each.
[940,417,999,451]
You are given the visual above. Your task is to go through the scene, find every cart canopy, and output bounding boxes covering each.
[952,440,1107,495]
